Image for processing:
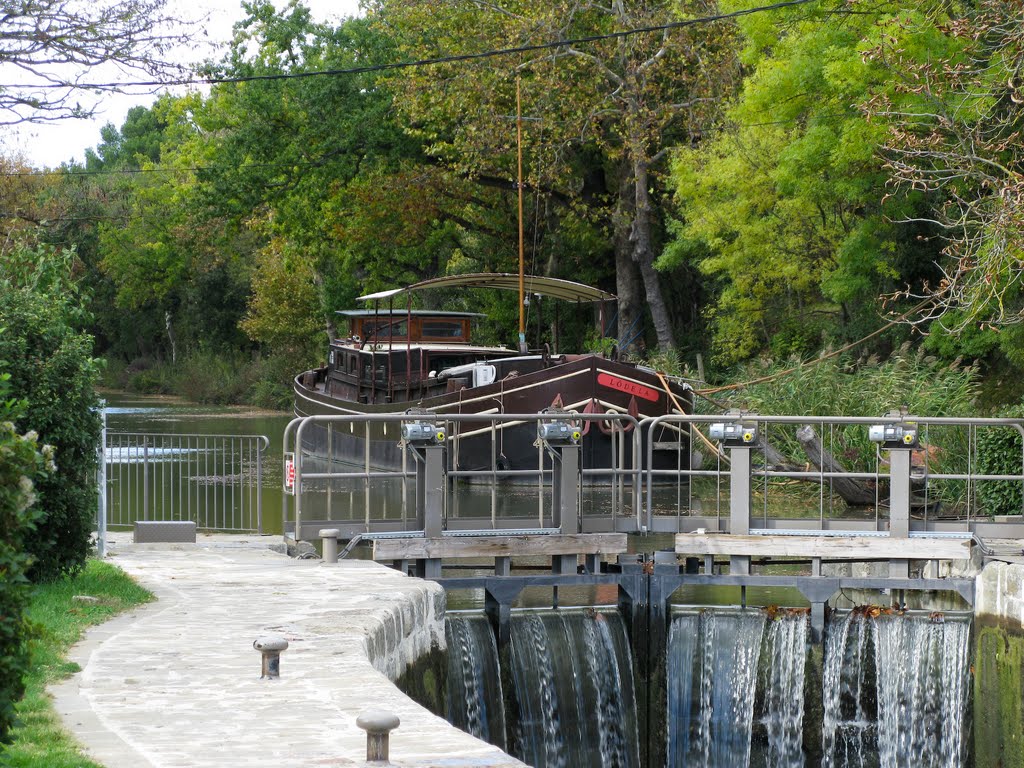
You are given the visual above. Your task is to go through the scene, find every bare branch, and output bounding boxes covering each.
[0,0,196,124]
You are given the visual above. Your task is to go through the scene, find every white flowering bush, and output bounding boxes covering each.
[0,379,48,742]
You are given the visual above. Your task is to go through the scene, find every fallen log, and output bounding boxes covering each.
[796,425,878,506]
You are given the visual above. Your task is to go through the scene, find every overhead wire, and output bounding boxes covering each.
[0,0,820,92]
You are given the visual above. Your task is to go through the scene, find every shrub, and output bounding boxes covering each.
[0,377,49,742]
[976,404,1024,517]
[0,288,101,581]
[718,347,980,474]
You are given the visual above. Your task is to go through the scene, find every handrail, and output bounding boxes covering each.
[286,411,642,542]
[642,413,1024,532]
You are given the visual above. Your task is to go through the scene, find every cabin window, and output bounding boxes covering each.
[361,319,407,340]
[348,354,358,374]
[421,320,465,340]
[329,350,336,366]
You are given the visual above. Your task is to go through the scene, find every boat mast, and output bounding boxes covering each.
[516,76,527,355]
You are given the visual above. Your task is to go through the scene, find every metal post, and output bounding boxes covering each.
[254,636,288,679]
[889,448,911,577]
[320,528,340,564]
[552,444,580,534]
[143,436,149,521]
[255,437,263,534]
[96,402,107,558]
[729,445,752,575]
[357,710,400,764]
[295,446,303,542]
[326,422,333,529]
[415,445,444,538]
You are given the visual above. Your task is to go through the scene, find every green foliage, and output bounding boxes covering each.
[976,404,1024,517]
[2,560,152,766]
[0,247,102,581]
[646,347,683,377]
[103,350,304,410]
[664,0,956,364]
[720,348,979,471]
[0,378,49,743]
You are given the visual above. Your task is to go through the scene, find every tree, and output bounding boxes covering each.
[0,0,194,125]
[375,0,737,353]
[663,0,956,364]
[195,4,472,347]
[0,379,48,743]
[866,0,1024,335]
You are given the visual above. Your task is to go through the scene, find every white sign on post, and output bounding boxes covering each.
[284,452,295,494]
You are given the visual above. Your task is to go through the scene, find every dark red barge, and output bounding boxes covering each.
[294,274,693,477]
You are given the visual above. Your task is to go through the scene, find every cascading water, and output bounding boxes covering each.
[445,605,971,768]
[506,610,639,768]
[821,610,972,768]
[668,609,800,767]
[757,611,809,768]
[444,609,637,768]
[445,614,506,750]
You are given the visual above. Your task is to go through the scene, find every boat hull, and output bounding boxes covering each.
[294,355,692,480]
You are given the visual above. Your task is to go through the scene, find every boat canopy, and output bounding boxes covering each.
[336,309,485,318]
[357,273,616,304]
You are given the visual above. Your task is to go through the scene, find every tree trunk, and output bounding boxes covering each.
[630,148,676,352]
[796,425,877,506]
[164,310,176,364]
[613,166,643,355]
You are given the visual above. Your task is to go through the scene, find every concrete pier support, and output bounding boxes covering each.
[551,444,580,535]
[888,449,911,580]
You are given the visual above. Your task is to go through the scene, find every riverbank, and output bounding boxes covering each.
[48,533,523,768]
[101,352,308,411]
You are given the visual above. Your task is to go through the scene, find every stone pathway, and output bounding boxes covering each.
[51,534,524,767]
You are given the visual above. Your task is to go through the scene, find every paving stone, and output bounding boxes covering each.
[51,535,525,768]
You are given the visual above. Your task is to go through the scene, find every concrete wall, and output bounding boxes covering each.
[974,561,1024,768]
[976,561,1024,626]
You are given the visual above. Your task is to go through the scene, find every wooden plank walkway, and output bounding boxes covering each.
[373,533,628,561]
[675,533,972,560]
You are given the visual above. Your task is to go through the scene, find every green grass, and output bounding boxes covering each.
[1,559,153,768]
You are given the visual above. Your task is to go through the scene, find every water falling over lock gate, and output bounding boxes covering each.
[436,607,972,768]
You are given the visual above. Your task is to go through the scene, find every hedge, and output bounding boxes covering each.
[0,377,49,742]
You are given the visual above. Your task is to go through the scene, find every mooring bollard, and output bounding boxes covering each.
[356,709,400,763]
[319,528,340,564]
[253,636,289,679]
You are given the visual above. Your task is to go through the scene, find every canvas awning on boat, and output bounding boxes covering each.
[357,273,616,304]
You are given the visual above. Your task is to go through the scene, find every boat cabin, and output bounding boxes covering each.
[325,309,523,404]
[340,309,479,345]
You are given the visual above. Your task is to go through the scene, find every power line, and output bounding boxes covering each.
[2,161,305,178]
[0,0,819,91]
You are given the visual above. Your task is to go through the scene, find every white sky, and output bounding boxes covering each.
[4,0,361,169]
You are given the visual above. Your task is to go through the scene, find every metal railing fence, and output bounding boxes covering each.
[283,412,642,541]
[642,413,1024,533]
[104,432,269,533]
[282,411,1024,541]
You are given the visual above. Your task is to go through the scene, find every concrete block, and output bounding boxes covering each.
[133,521,197,544]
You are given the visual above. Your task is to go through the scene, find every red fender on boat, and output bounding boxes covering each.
[586,396,639,436]
[581,398,601,436]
